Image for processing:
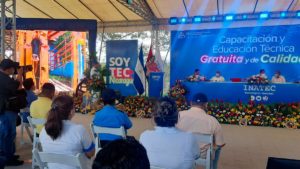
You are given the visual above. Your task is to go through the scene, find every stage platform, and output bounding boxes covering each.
[7,114,300,169]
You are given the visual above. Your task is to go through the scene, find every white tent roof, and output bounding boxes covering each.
[16,0,300,32]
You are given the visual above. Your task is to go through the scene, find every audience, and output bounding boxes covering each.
[177,93,225,169]
[22,78,37,123]
[40,95,95,169]
[30,83,55,134]
[140,97,199,169]
[93,88,132,147]
[92,139,150,169]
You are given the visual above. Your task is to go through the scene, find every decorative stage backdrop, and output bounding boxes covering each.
[106,40,138,96]
[171,25,300,103]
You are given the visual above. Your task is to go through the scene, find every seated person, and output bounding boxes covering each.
[92,139,150,169]
[21,78,37,123]
[177,93,226,169]
[210,71,225,82]
[271,71,286,83]
[40,95,95,169]
[140,97,200,169]
[30,83,55,134]
[188,69,206,81]
[254,69,268,79]
[93,88,132,147]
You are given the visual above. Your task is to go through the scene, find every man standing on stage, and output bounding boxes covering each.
[177,93,225,169]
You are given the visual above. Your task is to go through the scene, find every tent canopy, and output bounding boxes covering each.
[15,0,300,32]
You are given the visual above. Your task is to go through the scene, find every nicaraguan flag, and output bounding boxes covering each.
[134,45,146,95]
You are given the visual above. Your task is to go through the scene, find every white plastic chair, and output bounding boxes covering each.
[32,148,87,169]
[27,116,45,148]
[27,116,46,169]
[90,123,126,152]
[19,108,33,145]
[194,134,213,169]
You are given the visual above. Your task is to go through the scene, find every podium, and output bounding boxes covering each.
[149,72,164,98]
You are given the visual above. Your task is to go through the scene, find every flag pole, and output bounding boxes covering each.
[144,44,148,97]
[163,46,170,66]
[141,43,147,97]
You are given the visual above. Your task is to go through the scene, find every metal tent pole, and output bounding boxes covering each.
[0,0,16,61]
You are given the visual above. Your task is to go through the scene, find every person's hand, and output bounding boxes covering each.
[17,67,23,75]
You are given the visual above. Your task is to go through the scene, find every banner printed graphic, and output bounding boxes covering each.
[171,25,300,103]
[106,40,138,96]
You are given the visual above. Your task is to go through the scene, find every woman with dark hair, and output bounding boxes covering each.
[39,95,95,169]
[92,139,150,169]
[140,97,200,169]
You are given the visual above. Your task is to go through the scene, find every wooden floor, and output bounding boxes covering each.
[7,114,300,169]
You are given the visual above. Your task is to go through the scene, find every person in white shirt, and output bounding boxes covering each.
[271,71,286,83]
[255,69,268,79]
[188,69,206,82]
[140,97,200,169]
[177,93,225,169]
[40,95,95,169]
[90,62,100,78]
[210,71,225,82]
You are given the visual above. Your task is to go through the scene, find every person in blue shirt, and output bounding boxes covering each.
[22,78,37,123]
[93,88,132,147]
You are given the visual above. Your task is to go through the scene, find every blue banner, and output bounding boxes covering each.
[183,82,300,103]
[171,25,300,103]
[149,72,164,98]
[106,40,138,96]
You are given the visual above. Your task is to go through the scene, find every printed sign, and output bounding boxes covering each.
[106,40,138,96]
[171,25,300,103]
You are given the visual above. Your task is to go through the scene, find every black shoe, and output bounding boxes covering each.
[5,159,24,166]
[12,155,20,160]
